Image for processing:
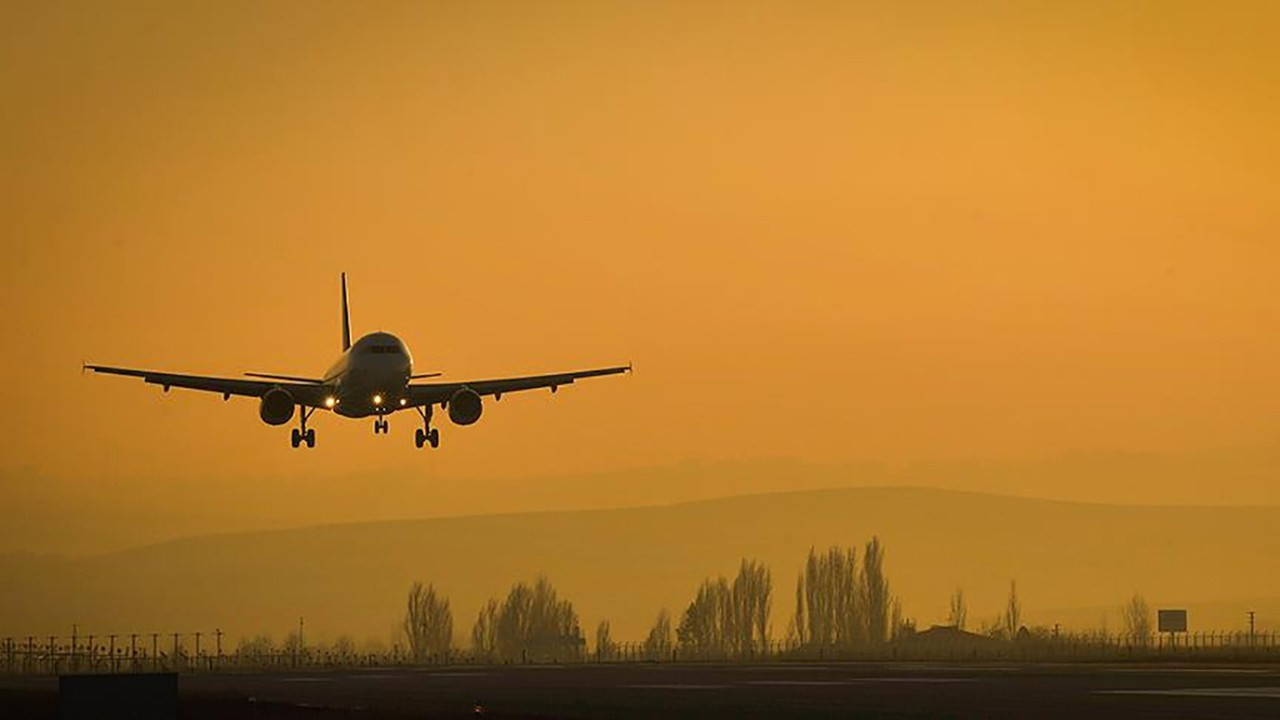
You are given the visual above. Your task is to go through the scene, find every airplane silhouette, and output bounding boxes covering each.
[86,274,630,448]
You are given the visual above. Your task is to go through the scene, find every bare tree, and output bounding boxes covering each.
[860,536,891,644]
[676,559,772,658]
[474,576,584,662]
[595,620,613,660]
[645,609,673,659]
[1003,580,1022,639]
[732,558,772,655]
[677,579,730,654]
[791,573,806,645]
[794,545,860,647]
[471,598,499,658]
[404,582,453,661]
[1121,593,1152,645]
[948,587,968,630]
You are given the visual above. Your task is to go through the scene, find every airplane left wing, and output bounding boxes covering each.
[85,364,330,406]
[404,365,631,407]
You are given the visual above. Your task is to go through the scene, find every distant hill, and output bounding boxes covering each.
[1,486,1276,644]
[9,445,1280,555]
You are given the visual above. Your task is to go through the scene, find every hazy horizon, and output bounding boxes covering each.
[3,485,1276,646]
[6,443,1280,557]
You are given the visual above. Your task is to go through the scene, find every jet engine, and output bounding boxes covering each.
[259,388,295,425]
[448,387,483,425]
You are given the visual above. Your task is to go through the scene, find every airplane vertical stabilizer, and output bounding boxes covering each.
[341,273,352,351]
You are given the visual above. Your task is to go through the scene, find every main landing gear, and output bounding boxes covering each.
[373,416,389,434]
[413,406,439,449]
[291,406,316,448]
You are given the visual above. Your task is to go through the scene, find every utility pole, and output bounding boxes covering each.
[1248,611,1256,646]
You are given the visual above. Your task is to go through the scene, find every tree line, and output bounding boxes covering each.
[399,542,1164,660]
[401,535,905,660]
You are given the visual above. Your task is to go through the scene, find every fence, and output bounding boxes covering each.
[3,631,1278,676]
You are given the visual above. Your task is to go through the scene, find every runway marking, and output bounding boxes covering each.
[744,680,854,686]
[860,678,977,682]
[1109,668,1272,675]
[1096,687,1280,698]
[745,677,980,686]
[624,684,731,690]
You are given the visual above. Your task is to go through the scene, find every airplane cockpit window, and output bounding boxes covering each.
[365,345,401,355]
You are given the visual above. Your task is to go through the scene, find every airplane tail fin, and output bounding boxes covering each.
[341,273,352,351]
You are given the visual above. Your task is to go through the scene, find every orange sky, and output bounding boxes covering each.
[3,1,1278,502]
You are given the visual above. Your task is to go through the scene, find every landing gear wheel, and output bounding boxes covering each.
[292,405,316,449]
[411,405,437,449]
[374,417,389,434]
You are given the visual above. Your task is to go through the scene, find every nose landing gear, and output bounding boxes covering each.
[373,417,389,434]
[291,406,316,448]
[413,405,439,449]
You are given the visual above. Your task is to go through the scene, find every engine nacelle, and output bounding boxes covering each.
[448,387,483,425]
[259,388,295,426]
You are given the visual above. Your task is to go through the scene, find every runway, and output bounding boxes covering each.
[4,661,1280,718]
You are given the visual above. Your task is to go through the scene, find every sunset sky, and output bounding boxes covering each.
[3,1,1278,507]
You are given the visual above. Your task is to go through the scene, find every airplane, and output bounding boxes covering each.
[85,274,630,449]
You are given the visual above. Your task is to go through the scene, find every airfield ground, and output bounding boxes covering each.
[2,661,1279,718]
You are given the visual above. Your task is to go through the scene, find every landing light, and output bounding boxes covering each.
[324,397,336,408]
[373,394,383,405]
[399,398,407,406]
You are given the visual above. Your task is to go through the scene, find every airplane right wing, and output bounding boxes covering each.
[403,365,631,408]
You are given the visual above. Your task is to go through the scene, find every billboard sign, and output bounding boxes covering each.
[1157,609,1188,633]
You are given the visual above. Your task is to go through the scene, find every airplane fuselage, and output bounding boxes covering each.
[323,332,413,418]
